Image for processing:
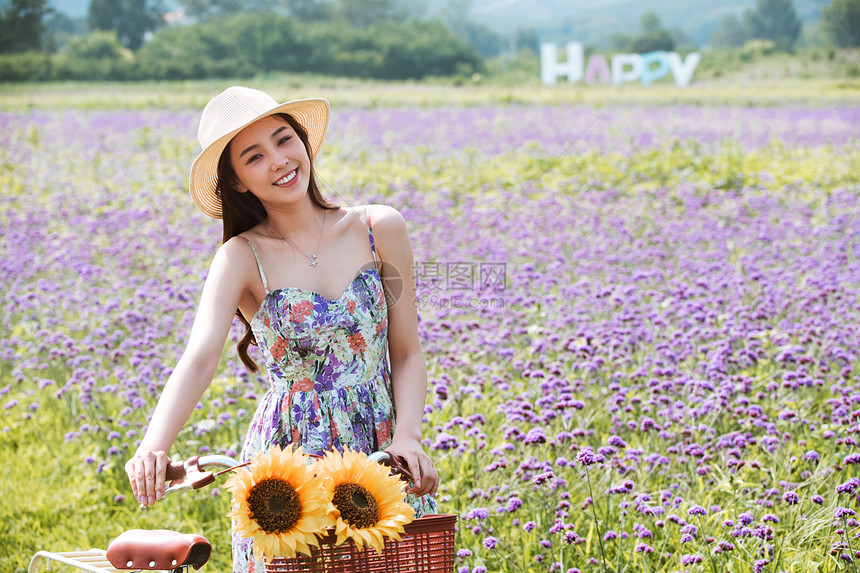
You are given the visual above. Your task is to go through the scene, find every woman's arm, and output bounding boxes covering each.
[370,205,439,498]
[125,238,254,506]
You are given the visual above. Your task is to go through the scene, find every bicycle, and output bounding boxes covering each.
[28,452,456,573]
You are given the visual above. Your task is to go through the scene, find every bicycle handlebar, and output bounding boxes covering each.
[165,454,241,480]
[150,455,242,505]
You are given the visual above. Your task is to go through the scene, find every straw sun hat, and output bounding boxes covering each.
[189,86,330,219]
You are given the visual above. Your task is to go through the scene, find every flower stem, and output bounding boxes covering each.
[697,515,719,573]
[584,468,608,573]
[842,518,859,573]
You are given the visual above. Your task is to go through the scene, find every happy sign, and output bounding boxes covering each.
[541,42,701,87]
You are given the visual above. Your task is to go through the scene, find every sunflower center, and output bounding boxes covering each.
[333,482,379,528]
[247,478,301,534]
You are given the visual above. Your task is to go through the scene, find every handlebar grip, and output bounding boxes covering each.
[380,451,415,484]
[165,461,186,480]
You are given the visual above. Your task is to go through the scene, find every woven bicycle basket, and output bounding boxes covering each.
[264,514,457,573]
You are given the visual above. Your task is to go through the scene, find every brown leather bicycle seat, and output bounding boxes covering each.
[106,529,211,570]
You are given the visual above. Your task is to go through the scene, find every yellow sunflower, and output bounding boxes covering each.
[225,446,332,562]
[316,449,415,554]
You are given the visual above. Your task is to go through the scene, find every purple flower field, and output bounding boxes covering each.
[2,104,860,572]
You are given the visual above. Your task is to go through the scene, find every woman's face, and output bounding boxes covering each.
[228,114,311,208]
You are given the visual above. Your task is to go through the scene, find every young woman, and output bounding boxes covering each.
[124,86,438,570]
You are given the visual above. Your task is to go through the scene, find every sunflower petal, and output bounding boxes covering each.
[314,449,417,551]
[225,445,330,559]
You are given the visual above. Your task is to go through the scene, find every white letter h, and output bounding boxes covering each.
[541,42,583,85]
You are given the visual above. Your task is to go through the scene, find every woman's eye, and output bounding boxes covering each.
[279,136,291,145]
[247,153,262,164]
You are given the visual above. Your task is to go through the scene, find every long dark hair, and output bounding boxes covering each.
[216,113,337,372]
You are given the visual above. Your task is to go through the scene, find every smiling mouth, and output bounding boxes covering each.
[274,169,297,186]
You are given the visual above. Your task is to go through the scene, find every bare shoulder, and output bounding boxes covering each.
[363,204,407,234]
[212,235,258,276]
[220,234,253,258]
[360,204,411,264]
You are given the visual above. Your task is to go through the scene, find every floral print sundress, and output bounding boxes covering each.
[232,213,436,572]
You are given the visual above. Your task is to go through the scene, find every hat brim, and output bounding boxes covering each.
[188,98,330,219]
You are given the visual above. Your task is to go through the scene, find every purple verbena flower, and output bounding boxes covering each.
[680,554,703,565]
[467,508,490,520]
[577,448,605,466]
[835,507,856,519]
[687,505,707,516]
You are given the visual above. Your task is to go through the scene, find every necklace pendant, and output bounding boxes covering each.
[310,255,318,267]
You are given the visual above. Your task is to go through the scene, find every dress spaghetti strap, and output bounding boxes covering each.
[238,236,270,293]
[365,210,379,270]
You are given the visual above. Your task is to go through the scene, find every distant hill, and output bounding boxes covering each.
[466,0,831,48]
[42,0,830,48]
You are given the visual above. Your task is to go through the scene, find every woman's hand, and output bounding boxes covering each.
[385,437,439,498]
[125,449,169,507]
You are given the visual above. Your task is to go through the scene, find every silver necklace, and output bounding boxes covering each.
[265,210,327,267]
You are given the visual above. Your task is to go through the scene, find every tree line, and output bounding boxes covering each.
[709,0,859,50]
[0,0,858,83]
[609,0,859,54]
[0,0,489,81]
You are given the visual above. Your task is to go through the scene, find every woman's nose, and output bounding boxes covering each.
[271,155,288,170]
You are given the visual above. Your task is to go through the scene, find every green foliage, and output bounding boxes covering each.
[42,11,86,52]
[135,13,300,80]
[0,0,51,53]
[176,0,248,21]
[743,0,802,50]
[172,0,423,23]
[626,29,676,53]
[0,32,134,81]
[0,51,52,81]
[66,30,130,60]
[611,11,677,53]
[88,0,164,51]
[453,21,504,59]
[337,0,407,27]
[709,0,806,51]
[821,0,860,48]
[369,20,483,79]
[287,0,334,21]
[740,38,778,60]
[133,13,481,81]
[27,30,135,81]
[710,14,749,49]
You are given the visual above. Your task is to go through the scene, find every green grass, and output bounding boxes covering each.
[2,52,859,112]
